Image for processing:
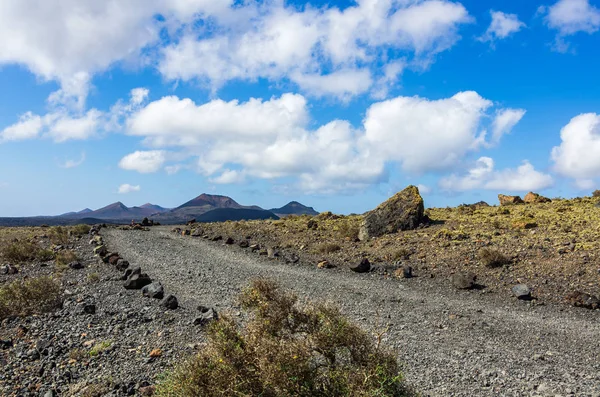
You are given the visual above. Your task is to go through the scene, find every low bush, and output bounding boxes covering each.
[71,224,91,236]
[1,240,54,262]
[156,279,411,397]
[49,226,69,245]
[0,276,62,319]
[56,250,78,268]
[478,248,511,268]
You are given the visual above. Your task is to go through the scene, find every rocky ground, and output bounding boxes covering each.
[194,195,600,307]
[1,193,600,396]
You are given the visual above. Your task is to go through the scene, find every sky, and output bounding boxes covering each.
[1,0,600,216]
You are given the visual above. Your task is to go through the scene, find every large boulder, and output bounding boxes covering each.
[523,192,551,204]
[358,186,424,241]
[498,194,524,206]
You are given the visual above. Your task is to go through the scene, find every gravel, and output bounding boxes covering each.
[101,227,600,397]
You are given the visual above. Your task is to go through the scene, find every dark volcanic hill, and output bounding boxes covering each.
[177,194,243,209]
[140,203,169,213]
[270,201,319,217]
[154,193,264,224]
[196,208,279,222]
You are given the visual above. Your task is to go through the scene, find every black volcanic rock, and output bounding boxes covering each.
[270,201,319,217]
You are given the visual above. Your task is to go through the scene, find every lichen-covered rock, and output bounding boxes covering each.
[524,192,551,204]
[498,194,524,206]
[358,185,424,241]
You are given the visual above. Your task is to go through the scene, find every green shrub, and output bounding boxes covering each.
[0,276,62,319]
[156,279,411,397]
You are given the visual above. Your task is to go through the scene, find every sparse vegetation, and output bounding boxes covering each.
[71,224,92,236]
[0,276,62,320]
[156,279,410,397]
[56,249,78,268]
[0,240,54,262]
[478,248,511,268]
[317,242,341,254]
[89,341,112,357]
[392,248,412,261]
[87,272,100,283]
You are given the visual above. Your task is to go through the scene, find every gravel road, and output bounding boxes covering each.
[103,227,600,397]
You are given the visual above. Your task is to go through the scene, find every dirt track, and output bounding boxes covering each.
[104,227,600,397]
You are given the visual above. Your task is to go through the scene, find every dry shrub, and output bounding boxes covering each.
[156,279,410,397]
[478,248,510,268]
[337,220,360,241]
[0,276,62,320]
[71,224,91,236]
[56,250,78,268]
[392,248,412,261]
[1,240,54,262]
[593,190,600,197]
[317,243,341,254]
[49,226,70,245]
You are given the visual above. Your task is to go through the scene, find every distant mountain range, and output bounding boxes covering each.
[0,194,319,226]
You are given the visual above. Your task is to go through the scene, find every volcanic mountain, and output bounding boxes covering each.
[270,201,319,217]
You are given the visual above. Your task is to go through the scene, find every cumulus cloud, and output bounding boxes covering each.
[0,109,101,143]
[363,91,493,173]
[119,150,167,173]
[0,0,232,108]
[540,0,600,52]
[0,87,148,144]
[439,157,554,191]
[118,184,141,194]
[123,89,525,193]
[478,11,525,43]
[159,0,472,98]
[60,152,86,169]
[491,108,527,143]
[551,113,600,181]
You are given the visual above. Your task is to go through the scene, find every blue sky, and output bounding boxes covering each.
[1,0,600,216]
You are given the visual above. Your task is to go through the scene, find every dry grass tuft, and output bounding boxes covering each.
[317,243,341,254]
[55,250,78,268]
[478,248,511,268]
[156,279,411,397]
[0,240,54,263]
[0,276,62,319]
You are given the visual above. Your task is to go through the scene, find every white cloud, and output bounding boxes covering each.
[0,112,43,142]
[127,93,309,147]
[159,0,471,98]
[0,1,232,109]
[479,11,525,43]
[290,69,373,101]
[540,0,600,52]
[417,184,432,194]
[61,152,86,169]
[165,164,183,175]
[439,157,554,192]
[551,113,600,180]
[1,109,101,143]
[363,91,493,173]
[119,150,167,173]
[543,0,600,35]
[491,108,527,143]
[210,169,246,184]
[118,184,141,194]
[123,89,524,193]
